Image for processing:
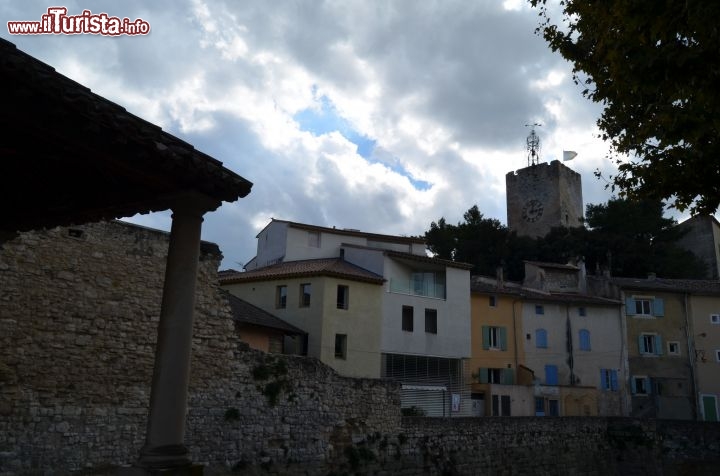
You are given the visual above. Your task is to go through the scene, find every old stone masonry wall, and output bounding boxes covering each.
[1,221,718,475]
[0,221,400,474]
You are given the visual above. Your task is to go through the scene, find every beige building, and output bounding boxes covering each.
[469,276,533,416]
[469,263,626,418]
[690,294,720,421]
[521,262,626,417]
[596,276,720,420]
[221,259,385,378]
[229,219,473,415]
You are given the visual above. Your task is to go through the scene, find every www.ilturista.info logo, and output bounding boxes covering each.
[7,7,150,36]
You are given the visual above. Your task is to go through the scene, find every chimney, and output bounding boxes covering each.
[496,266,504,288]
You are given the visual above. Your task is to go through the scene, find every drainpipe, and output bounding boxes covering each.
[512,298,520,375]
[683,292,699,420]
[566,304,575,385]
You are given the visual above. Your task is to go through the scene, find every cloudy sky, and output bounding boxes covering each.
[2,0,654,268]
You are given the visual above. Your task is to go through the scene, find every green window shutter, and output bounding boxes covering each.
[482,326,490,350]
[655,335,663,355]
[502,368,514,385]
[653,298,665,317]
[479,368,489,384]
[625,298,636,315]
[499,327,508,351]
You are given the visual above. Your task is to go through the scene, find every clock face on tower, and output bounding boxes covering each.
[521,199,544,222]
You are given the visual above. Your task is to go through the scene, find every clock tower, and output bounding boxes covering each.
[506,159,583,239]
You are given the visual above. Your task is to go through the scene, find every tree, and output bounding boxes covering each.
[425,205,509,276]
[425,200,705,280]
[530,1,720,214]
[583,197,705,278]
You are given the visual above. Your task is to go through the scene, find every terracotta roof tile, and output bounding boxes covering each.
[222,292,305,335]
[610,277,720,295]
[219,258,385,284]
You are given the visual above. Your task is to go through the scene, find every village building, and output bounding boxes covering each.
[222,219,473,415]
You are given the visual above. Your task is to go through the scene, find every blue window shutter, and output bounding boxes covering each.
[600,369,607,391]
[545,365,558,385]
[580,329,590,351]
[482,326,490,350]
[625,298,636,315]
[653,298,665,317]
[645,377,652,394]
[631,377,637,394]
[655,335,663,355]
[499,327,508,350]
[536,329,547,348]
[638,335,645,353]
[479,368,489,384]
[610,370,618,391]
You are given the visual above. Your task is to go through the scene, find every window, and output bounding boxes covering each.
[667,341,680,355]
[492,395,512,416]
[632,376,650,395]
[711,314,720,324]
[276,285,287,309]
[482,326,507,350]
[411,271,445,298]
[334,334,347,359]
[535,329,548,349]
[425,309,438,334]
[478,368,513,385]
[337,285,349,310]
[548,399,559,416]
[626,297,664,317]
[402,305,414,332]
[578,307,586,317]
[300,283,311,307]
[307,231,320,247]
[535,305,544,315]
[489,295,497,307]
[635,299,651,315]
[716,350,720,363]
[639,333,663,355]
[579,329,591,351]
[535,397,545,416]
[600,369,619,391]
[545,364,559,385]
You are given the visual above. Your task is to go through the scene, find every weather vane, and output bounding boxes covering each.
[525,123,542,166]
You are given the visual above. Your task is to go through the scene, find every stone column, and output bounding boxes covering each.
[137,196,217,470]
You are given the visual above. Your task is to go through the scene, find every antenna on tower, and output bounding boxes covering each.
[525,123,542,166]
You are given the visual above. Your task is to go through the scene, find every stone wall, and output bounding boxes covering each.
[1,221,718,475]
[0,221,400,473]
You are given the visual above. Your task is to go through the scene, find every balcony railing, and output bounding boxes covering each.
[389,278,446,299]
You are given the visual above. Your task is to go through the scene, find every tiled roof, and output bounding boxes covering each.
[266,219,425,244]
[610,277,720,295]
[219,258,385,284]
[223,292,305,335]
[470,275,621,305]
[1,38,252,233]
[524,260,579,271]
